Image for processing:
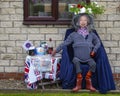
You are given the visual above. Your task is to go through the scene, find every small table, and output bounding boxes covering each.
[24,54,61,89]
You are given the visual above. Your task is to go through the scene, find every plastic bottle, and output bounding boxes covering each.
[47,38,53,54]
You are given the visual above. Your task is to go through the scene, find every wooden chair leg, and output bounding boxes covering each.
[56,82,59,88]
[40,80,45,89]
[56,80,61,88]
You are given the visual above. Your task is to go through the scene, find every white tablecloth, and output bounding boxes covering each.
[24,54,61,89]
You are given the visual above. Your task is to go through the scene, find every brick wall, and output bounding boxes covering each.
[0,0,120,80]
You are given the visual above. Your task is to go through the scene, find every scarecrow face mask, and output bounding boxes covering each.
[72,13,94,31]
[79,15,88,28]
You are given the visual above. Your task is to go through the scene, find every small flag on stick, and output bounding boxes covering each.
[22,40,33,51]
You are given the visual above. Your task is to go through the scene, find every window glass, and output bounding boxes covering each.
[58,0,83,20]
[30,0,52,16]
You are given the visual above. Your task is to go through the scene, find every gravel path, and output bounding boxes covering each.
[0,79,120,90]
[0,79,26,89]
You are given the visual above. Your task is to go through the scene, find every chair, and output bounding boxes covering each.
[59,28,116,93]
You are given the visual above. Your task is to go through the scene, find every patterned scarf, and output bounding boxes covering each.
[77,27,89,38]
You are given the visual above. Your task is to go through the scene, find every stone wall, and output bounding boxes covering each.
[0,0,120,80]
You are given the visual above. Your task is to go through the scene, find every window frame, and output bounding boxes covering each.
[23,0,90,25]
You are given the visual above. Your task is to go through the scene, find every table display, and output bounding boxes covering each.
[24,54,61,89]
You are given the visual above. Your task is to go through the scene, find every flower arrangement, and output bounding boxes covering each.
[69,2,105,16]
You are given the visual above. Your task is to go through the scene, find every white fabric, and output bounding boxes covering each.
[25,55,61,84]
[25,56,43,84]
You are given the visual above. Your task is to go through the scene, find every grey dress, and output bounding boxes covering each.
[56,31,100,62]
[56,31,101,73]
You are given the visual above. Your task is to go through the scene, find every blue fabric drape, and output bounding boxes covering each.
[60,28,116,93]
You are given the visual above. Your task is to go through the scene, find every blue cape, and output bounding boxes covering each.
[59,28,116,94]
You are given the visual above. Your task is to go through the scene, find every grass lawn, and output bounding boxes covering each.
[0,93,120,96]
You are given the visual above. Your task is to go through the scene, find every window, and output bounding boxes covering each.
[23,0,90,25]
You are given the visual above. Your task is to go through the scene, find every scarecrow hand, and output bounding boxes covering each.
[51,50,56,56]
[90,51,95,58]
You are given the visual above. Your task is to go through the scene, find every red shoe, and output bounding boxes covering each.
[85,71,96,92]
[72,73,82,92]
[86,79,96,92]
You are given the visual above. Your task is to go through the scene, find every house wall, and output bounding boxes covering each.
[0,0,120,80]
